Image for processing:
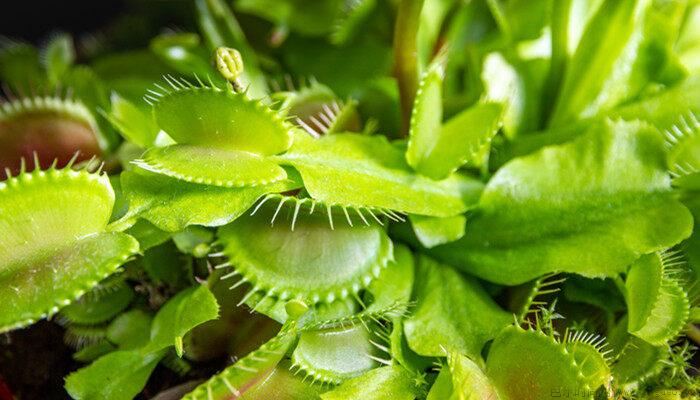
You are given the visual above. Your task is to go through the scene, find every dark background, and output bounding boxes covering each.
[1,0,126,41]
[0,0,194,47]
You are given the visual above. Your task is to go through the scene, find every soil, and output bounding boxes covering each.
[0,321,232,400]
[0,321,77,400]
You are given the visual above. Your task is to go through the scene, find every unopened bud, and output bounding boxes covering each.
[215,47,245,91]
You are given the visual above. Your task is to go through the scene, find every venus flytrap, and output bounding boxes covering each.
[291,322,384,385]
[321,365,424,400]
[0,94,103,178]
[665,110,700,190]
[0,159,138,332]
[58,276,136,326]
[1,0,699,398]
[214,198,393,311]
[625,251,691,346]
[426,350,499,400]
[405,52,504,180]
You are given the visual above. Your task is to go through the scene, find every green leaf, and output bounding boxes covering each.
[330,0,377,46]
[625,253,690,345]
[117,169,302,232]
[277,132,483,217]
[172,226,214,256]
[0,231,138,333]
[150,33,214,78]
[141,241,191,288]
[123,219,171,250]
[403,257,511,359]
[151,85,292,155]
[409,214,466,248]
[614,335,668,385]
[182,272,280,362]
[236,0,342,37]
[67,285,217,398]
[321,365,421,400]
[144,285,219,355]
[107,309,153,350]
[0,40,45,90]
[562,276,626,314]
[678,4,700,73]
[65,349,165,400]
[282,36,393,98]
[134,144,287,187]
[72,341,116,363]
[426,367,453,400]
[243,360,327,399]
[498,75,700,167]
[104,93,159,148]
[549,0,646,125]
[481,53,543,139]
[430,120,693,284]
[0,167,138,332]
[579,1,688,118]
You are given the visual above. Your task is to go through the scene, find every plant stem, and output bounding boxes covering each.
[485,0,511,42]
[686,323,700,346]
[393,0,425,137]
[542,0,571,128]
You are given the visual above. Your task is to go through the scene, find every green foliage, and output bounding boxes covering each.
[409,214,466,248]
[277,131,484,217]
[431,119,693,284]
[1,0,699,398]
[404,257,511,359]
[406,59,503,179]
[65,284,218,399]
[549,0,646,126]
[115,169,302,232]
[144,285,219,355]
[65,350,164,400]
